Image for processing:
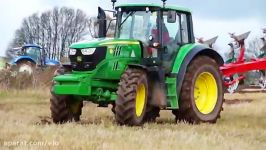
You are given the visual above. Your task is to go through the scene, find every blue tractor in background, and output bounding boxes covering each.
[8,44,60,74]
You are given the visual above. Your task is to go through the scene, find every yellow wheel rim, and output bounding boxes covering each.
[194,72,218,114]
[135,83,146,117]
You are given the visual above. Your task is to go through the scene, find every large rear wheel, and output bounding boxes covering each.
[17,60,36,75]
[173,56,224,123]
[115,68,148,126]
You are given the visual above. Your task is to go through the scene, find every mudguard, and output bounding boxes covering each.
[173,44,224,101]
[45,59,60,66]
[12,56,36,65]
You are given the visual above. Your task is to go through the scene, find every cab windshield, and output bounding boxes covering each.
[23,47,41,61]
[117,9,158,45]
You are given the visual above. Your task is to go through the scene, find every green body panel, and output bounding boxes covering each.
[53,38,142,103]
[116,3,191,13]
[162,43,200,109]
[171,44,197,74]
[166,77,178,108]
[70,38,140,49]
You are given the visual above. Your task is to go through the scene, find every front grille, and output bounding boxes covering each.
[69,47,107,71]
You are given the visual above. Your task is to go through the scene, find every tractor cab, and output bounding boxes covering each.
[113,4,193,70]
[20,44,42,63]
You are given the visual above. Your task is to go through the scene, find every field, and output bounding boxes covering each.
[0,89,265,150]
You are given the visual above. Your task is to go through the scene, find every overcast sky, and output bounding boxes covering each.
[0,0,265,57]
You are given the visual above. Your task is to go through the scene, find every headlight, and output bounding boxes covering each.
[69,49,76,55]
[81,48,96,55]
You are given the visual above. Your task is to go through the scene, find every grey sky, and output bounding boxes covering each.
[177,0,265,20]
[0,0,265,57]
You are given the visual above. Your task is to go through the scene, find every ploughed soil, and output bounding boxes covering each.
[224,99,253,105]
[0,66,57,89]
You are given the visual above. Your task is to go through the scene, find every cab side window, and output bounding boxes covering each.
[162,12,180,45]
[181,13,189,43]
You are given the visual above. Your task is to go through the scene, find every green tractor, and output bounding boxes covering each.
[50,1,224,126]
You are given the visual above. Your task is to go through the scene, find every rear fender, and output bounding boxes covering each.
[13,56,36,65]
[45,59,60,66]
[173,44,224,104]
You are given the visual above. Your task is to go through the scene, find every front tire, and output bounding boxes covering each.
[115,68,148,126]
[173,56,224,124]
[50,93,83,123]
[17,60,35,75]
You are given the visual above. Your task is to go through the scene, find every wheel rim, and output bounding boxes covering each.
[19,64,33,74]
[194,72,218,114]
[135,83,146,117]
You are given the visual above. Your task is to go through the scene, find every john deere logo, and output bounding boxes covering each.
[77,56,82,62]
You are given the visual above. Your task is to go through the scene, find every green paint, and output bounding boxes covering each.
[166,77,178,109]
[165,43,200,108]
[53,31,200,109]
[70,38,140,49]
[116,3,191,13]
[53,39,142,102]
[171,44,197,73]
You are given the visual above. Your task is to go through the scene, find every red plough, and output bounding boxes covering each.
[220,30,266,93]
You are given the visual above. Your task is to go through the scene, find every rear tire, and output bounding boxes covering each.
[17,60,35,75]
[173,56,224,124]
[50,93,83,123]
[115,68,148,126]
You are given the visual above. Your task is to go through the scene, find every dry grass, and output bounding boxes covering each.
[0,89,265,150]
[0,67,57,90]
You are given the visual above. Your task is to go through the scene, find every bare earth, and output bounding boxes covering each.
[0,89,265,150]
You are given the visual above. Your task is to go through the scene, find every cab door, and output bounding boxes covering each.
[161,11,190,72]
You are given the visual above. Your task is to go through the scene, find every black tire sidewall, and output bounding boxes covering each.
[50,94,82,123]
[115,69,149,126]
[17,60,36,74]
[133,72,148,125]
[190,63,223,121]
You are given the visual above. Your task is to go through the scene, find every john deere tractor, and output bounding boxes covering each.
[50,1,224,126]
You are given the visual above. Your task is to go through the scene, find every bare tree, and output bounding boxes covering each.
[6,7,91,61]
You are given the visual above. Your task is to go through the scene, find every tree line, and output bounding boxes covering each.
[6,7,97,61]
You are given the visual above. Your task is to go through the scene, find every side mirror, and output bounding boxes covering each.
[97,7,107,38]
[167,10,176,23]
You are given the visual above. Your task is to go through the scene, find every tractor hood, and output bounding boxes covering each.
[69,38,140,49]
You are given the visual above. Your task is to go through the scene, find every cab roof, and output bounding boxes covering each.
[22,44,42,49]
[116,3,191,13]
